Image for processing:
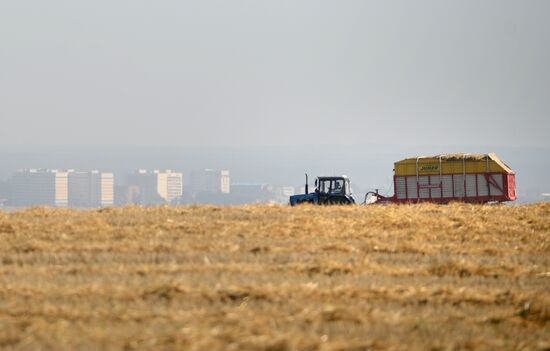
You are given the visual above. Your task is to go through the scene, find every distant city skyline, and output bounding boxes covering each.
[1,167,300,207]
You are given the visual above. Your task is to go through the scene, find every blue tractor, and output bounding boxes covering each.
[289,174,356,205]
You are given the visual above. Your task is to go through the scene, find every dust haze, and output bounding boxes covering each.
[1,1,549,202]
[1,1,549,147]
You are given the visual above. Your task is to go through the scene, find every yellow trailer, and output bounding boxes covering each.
[369,153,516,203]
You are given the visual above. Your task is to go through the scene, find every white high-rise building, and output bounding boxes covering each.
[68,171,114,208]
[190,169,230,194]
[11,169,69,207]
[128,170,182,204]
[166,171,184,202]
[220,170,230,194]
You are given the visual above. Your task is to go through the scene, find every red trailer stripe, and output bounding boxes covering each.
[475,173,479,198]
[451,174,455,198]
[404,176,408,200]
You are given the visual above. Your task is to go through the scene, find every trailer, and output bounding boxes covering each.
[367,153,516,204]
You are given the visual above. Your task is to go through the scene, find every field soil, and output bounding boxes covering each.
[0,203,549,350]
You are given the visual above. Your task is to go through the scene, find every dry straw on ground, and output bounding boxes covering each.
[0,203,549,350]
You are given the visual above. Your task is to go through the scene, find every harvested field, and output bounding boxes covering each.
[0,203,549,350]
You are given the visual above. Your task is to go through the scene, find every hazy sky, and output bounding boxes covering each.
[1,1,549,147]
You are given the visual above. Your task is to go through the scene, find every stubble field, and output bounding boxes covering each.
[0,203,549,351]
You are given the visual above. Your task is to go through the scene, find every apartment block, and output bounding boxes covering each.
[68,171,114,208]
[128,170,183,205]
[11,169,69,207]
[190,169,230,194]
[164,171,184,202]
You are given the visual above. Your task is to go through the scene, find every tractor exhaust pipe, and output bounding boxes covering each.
[305,173,309,194]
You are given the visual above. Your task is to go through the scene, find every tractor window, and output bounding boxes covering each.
[332,179,344,194]
[319,179,344,194]
[319,180,329,193]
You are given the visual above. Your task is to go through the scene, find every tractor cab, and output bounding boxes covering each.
[289,174,355,205]
[315,176,355,204]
